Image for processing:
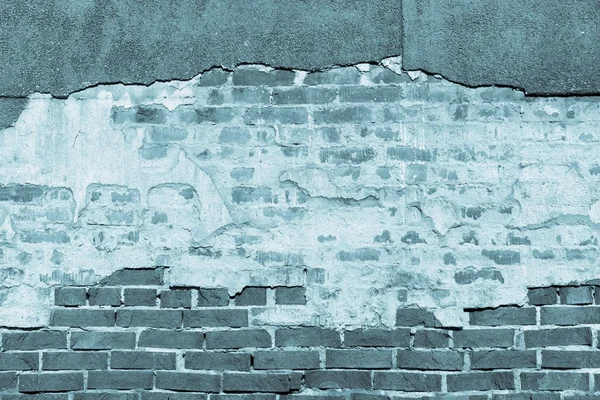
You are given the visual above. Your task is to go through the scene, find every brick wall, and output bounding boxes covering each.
[1,58,600,394]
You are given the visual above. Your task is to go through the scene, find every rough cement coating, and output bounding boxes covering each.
[402,0,600,95]
[0,0,401,98]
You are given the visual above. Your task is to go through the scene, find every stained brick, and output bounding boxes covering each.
[116,310,182,328]
[470,350,536,370]
[413,329,451,348]
[396,350,463,371]
[124,288,157,306]
[387,146,435,162]
[87,371,153,390]
[254,350,320,370]
[453,329,515,348]
[312,106,373,124]
[88,287,121,306]
[19,372,84,393]
[559,286,594,305]
[528,287,558,305]
[232,69,295,87]
[396,307,441,327]
[344,328,410,347]
[524,327,592,347]
[185,352,251,371]
[70,331,135,350]
[0,352,39,371]
[244,107,308,125]
[111,351,176,370]
[305,370,371,389]
[2,331,67,350]
[160,289,193,309]
[326,349,392,369]
[520,372,589,391]
[198,288,230,306]
[100,267,164,286]
[197,68,230,86]
[195,107,237,124]
[54,287,86,306]
[339,86,403,103]
[373,371,442,391]
[275,327,341,347]
[205,329,271,349]
[43,352,107,370]
[183,309,248,328]
[274,287,306,305]
[541,306,600,325]
[155,372,221,392]
[272,88,337,104]
[319,147,375,164]
[139,329,203,349]
[447,372,515,392]
[468,307,536,326]
[234,287,267,306]
[232,87,270,104]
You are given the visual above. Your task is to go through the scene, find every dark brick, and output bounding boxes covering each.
[275,287,306,305]
[326,349,392,369]
[186,352,251,371]
[139,329,203,349]
[396,307,441,327]
[100,267,164,286]
[198,68,230,86]
[19,372,84,393]
[198,288,230,306]
[2,331,66,350]
[305,370,371,389]
[88,287,121,306]
[155,372,221,392]
[43,352,107,370]
[272,88,337,105]
[74,394,139,400]
[492,395,559,400]
[183,309,248,328]
[70,331,135,350]
[0,372,17,390]
[124,288,157,306]
[142,394,207,400]
[453,329,515,348]
[116,310,181,328]
[413,330,450,348]
[468,307,536,326]
[559,286,594,305]
[254,350,319,370]
[339,86,403,103]
[396,350,463,371]
[319,147,375,164]
[231,187,273,204]
[0,352,38,371]
[344,328,410,347]
[521,372,589,391]
[111,351,176,370]
[54,287,86,306]
[349,395,391,400]
[275,327,341,347]
[223,372,291,393]
[6,395,70,400]
[160,289,193,309]
[205,329,271,349]
[232,87,270,104]
[133,106,167,124]
[244,107,308,125]
[312,106,372,124]
[541,306,600,325]
[212,396,274,400]
[387,146,435,162]
[281,397,344,400]
[234,287,267,306]
[232,69,295,87]
[304,67,361,85]
[471,350,536,370]
[525,327,592,347]
[88,371,153,389]
[195,107,237,124]
[447,372,515,392]
[542,350,600,369]
[0,184,45,203]
[528,287,558,305]
[373,371,441,391]
[50,309,114,327]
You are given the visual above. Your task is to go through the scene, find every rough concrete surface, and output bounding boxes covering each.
[402,0,600,95]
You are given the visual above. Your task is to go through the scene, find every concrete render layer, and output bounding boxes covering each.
[402,0,600,95]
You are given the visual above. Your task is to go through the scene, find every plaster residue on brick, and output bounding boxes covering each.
[2,58,600,328]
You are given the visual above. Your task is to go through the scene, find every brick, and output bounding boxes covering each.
[183,309,248,328]
[143,394,208,400]
[139,329,203,349]
[0,372,17,390]
[88,371,153,390]
[70,331,135,350]
[312,106,372,124]
[281,397,344,400]
[468,307,536,326]
[305,370,371,389]
[185,351,251,371]
[43,352,107,370]
[232,69,295,87]
[195,107,237,124]
[541,306,600,325]
[88,287,121,306]
[326,349,392,369]
[234,287,267,306]
[155,372,220,392]
[74,394,139,400]
[54,287,86,306]
[521,372,589,391]
[275,287,306,305]
[453,328,515,348]
[542,350,600,369]
[50,309,114,327]
[100,267,164,286]
[275,327,341,347]
[0,184,44,203]
[471,350,536,370]
[198,68,230,86]
[232,87,270,104]
[319,147,375,164]
[396,350,463,371]
[160,289,193,309]
[524,327,592,347]
[20,230,70,244]
[272,88,337,105]
[528,287,558,305]
[492,395,559,400]
[396,307,441,327]
[349,395,391,400]
[19,372,84,393]
[111,351,176,370]
[254,350,320,370]
[481,250,521,265]
[447,372,515,392]
[373,371,441,391]
[343,328,410,347]
[212,396,275,400]
[387,146,435,162]
[0,352,38,371]
[149,126,188,144]
[559,286,594,305]
[304,67,361,85]
[124,288,157,306]
[6,395,70,400]
[205,329,271,349]
[223,372,291,393]
[339,86,403,103]
[413,329,450,348]
[219,127,251,145]
[116,310,181,328]
[198,288,230,306]
[244,107,308,125]
[231,187,273,204]
[3,331,67,350]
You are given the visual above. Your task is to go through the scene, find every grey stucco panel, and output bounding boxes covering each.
[402,0,600,95]
[0,0,402,98]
